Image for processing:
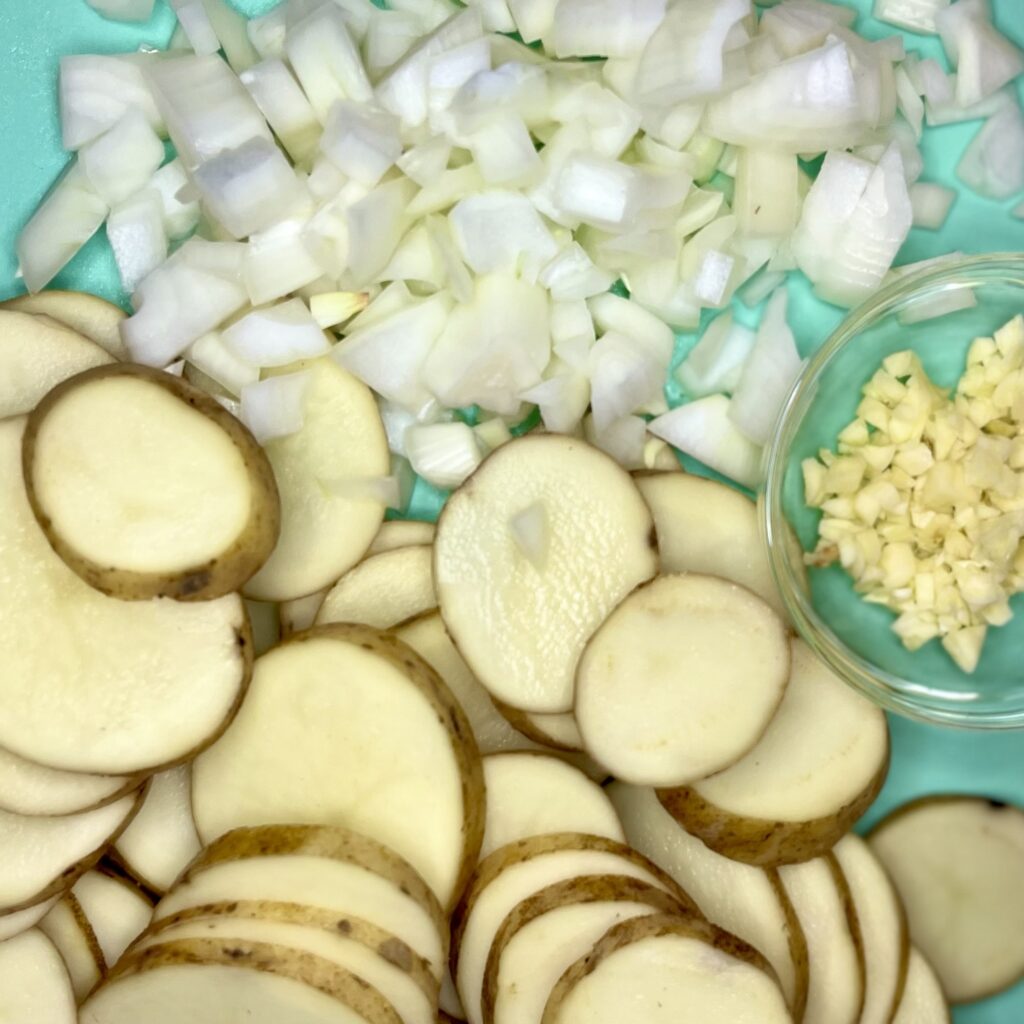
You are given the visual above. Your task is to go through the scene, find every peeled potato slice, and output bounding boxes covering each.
[607,781,808,1017]
[576,574,790,786]
[481,753,624,859]
[0,310,113,418]
[436,436,658,714]
[775,856,865,1024]
[3,290,128,360]
[243,358,389,602]
[833,834,909,1024]
[280,590,328,636]
[540,913,791,1024]
[192,626,484,908]
[368,520,436,555]
[658,639,889,865]
[635,472,783,614]
[24,364,280,601]
[73,871,154,970]
[495,707,585,753]
[893,949,950,1024]
[113,767,201,894]
[0,929,76,1024]
[0,895,59,943]
[39,893,105,1000]
[868,796,1024,1003]
[316,545,436,628]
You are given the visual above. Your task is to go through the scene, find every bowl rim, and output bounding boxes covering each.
[762,251,1024,730]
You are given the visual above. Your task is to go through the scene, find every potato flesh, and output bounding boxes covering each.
[0,896,59,943]
[480,754,624,859]
[692,638,887,822]
[547,932,791,1024]
[73,871,153,968]
[893,950,950,1024]
[869,797,1024,1003]
[607,782,803,1010]
[436,437,658,713]
[0,745,132,818]
[576,574,790,786]
[39,897,104,1000]
[0,929,76,1024]
[31,375,253,575]
[367,520,436,555]
[515,711,585,751]
[2,291,128,360]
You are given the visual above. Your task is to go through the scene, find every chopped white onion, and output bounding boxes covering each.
[168,0,220,56]
[85,0,156,21]
[520,370,590,432]
[407,164,486,217]
[588,292,675,364]
[895,66,925,138]
[364,11,421,77]
[106,188,168,292]
[467,115,542,186]
[240,59,320,165]
[222,299,331,367]
[550,299,596,368]
[551,0,666,60]
[550,82,640,160]
[909,180,956,228]
[187,330,259,396]
[426,38,493,127]
[321,101,402,186]
[588,330,665,430]
[406,422,482,488]
[310,291,369,329]
[584,413,648,469]
[199,0,260,72]
[939,7,1024,107]
[423,215,473,300]
[555,153,640,230]
[246,6,287,60]
[146,159,200,240]
[733,147,800,240]
[79,110,164,205]
[243,212,323,305]
[344,178,418,285]
[508,500,550,568]
[737,267,787,307]
[957,103,1024,200]
[677,312,756,398]
[935,0,993,63]
[925,82,1015,126]
[874,0,949,33]
[507,0,557,43]
[449,191,559,277]
[538,242,614,300]
[240,370,312,444]
[396,136,453,187]
[760,1,857,59]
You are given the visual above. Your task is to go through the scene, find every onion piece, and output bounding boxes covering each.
[734,147,800,239]
[376,224,447,290]
[397,136,453,186]
[85,0,156,21]
[240,59,320,165]
[737,267,787,307]
[588,330,666,430]
[243,212,324,305]
[925,82,1016,125]
[551,0,666,59]
[467,114,542,186]
[424,215,474,301]
[321,101,402,186]
[222,299,331,367]
[938,6,1024,107]
[909,181,956,229]
[310,291,369,329]
[407,164,486,217]
[551,298,596,368]
[406,422,482,488]
[956,103,1024,199]
[199,0,260,72]
[168,0,219,55]
[426,38,493,129]
[760,1,857,58]
[240,370,313,444]
[146,159,200,240]
[677,311,756,398]
[874,0,949,33]
[554,153,640,230]
[584,412,648,469]
[520,369,590,432]
[187,330,259,396]
[345,177,418,285]
[895,66,925,137]
[364,11,422,78]
[449,190,559,277]
[539,242,614,300]
[79,110,165,205]
[588,292,675,365]
[106,188,168,292]
[246,6,287,60]
[507,0,557,43]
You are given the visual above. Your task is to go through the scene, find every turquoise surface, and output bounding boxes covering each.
[1,2,1022,1018]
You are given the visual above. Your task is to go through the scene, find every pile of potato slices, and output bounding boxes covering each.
[3,291,1024,1023]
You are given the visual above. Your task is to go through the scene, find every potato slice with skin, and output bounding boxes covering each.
[480,753,624,859]
[893,949,950,1024]
[635,472,784,615]
[39,893,105,1000]
[658,639,889,865]
[776,856,865,1024]
[606,782,808,1018]
[576,574,790,786]
[0,418,253,775]
[245,598,282,656]
[436,436,659,714]
[316,545,436,628]
[0,746,138,818]
[0,790,143,914]
[0,895,59,943]
[280,589,328,636]
[73,871,154,970]
[483,876,687,1024]
[243,357,389,602]
[113,767,201,895]
[0,310,113,418]
[832,834,910,1024]
[540,913,791,1024]
[452,834,697,1024]
[0,929,77,1024]
[868,796,1024,1003]
[494,707,585,753]
[368,519,436,555]
[3,290,128,360]
[84,938,403,1024]
[24,364,281,602]
[192,626,484,909]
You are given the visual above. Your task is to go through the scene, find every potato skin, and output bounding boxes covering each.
[22,363,281,603]
[489,704,583,753]
[763,869,811,1023]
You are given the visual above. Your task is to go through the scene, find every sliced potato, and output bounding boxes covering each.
[368,519,437,555]
[243,357,390,602]
[279,590,328,636]
[24,364,280,602]
[0,895,59,943]
[192,626,484,908]
[494,707,585,753]
[0,310,113,418]
[3,290,128,360]
[658,639,889,865]
[576,574,790,786]
[0,745,138,818]
[480,753,623,859]
[315,545,436,628]
[868,796,1024,1003]
[113,767,201,895]
[776,856,865,1024]
[893,949,950,1024]
[39,893,105,1000]
[483,875,686,1024]
[541,913,790,1024]
[0,929,77,1024]
[436,435,658,714]
[635,472,783,614]
[245,598,282,656]
[607,781,808,1017]
[0,791,142,914]
[441,970,467,1022]
[832,834,909,1024]
[73,871,154,970]
[0,418,252,775]
[83,939,402,1024]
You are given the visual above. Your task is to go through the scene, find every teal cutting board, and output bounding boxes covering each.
[1,3,1023,1019]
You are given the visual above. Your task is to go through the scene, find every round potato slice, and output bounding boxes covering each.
[279,590,328,636]
[39,893,105,1000]
[868,796,1024,1003]
[893,949,950,1024]
[83,939,402,1024]
[243,358,390,602]
[436,436,658,714]
[0,895,60,943]
[3,290,128,360]
[24,364,280,602]
[658,639,889,866]
[494,707,585,753]
[480,753,624,859]
[483,876,686,1024]
[74,871,154,970]
[576,574,790,786]
[0,417,253,775]
[192,626,484,909]
[0,309,113,418]
[0,929,77,1024]
[540,913,790,1024]
[315,545,436,628]
[606,782,808,1017]
[0,745,138,818]
[368,520,436,555]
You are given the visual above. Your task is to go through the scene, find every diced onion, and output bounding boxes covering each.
[909,181,956,229]
[187,330,259,397]
[240,370,312,443]
[222,299,331,367]
[956,103,1024,199]
[106,189,168,292]
[677,312,755,398]
[406,422,482,488]
[79,110,165,205]
[86,0,156,21]
[321,101,402,186]
[240,59,320,165]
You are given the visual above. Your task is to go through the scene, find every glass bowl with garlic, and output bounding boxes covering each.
[764,253,1024,728]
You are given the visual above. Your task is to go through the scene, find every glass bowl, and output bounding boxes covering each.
[763,253,1024,729]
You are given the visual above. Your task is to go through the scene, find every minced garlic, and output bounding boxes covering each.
[804,314,1024,673]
